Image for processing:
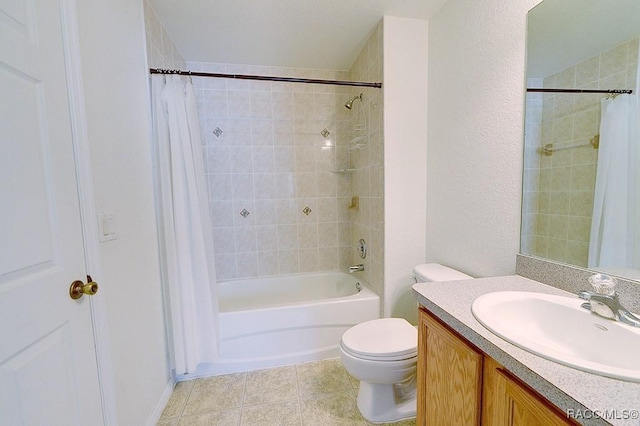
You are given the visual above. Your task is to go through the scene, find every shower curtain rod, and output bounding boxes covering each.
[150,68,382,88]
[527,88,633,94]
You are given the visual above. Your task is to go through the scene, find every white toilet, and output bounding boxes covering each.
[339,263,472,424]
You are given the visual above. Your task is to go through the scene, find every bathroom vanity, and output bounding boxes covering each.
[413,275,640,426]
[418,307,574,425]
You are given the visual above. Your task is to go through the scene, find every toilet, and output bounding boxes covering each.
[339,263,472,423]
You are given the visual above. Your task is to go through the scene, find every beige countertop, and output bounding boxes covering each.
[412,275,640,426]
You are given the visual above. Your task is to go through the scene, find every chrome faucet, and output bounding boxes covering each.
[349,264,364,273]
[578,290,640,328]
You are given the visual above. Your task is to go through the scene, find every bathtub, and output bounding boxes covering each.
[185,272,379,378]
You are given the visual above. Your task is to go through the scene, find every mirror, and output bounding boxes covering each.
[522,0,640,281]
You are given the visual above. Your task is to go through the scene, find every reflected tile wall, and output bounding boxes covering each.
[522,78,543,256]
[524,36,638,267]
[187,61,353,279]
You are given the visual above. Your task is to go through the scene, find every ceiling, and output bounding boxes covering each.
[148,1,640,79]
[147,0,449,70]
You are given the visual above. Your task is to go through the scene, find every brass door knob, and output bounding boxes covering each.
[69,275,99,300]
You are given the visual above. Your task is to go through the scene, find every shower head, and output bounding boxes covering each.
[344,93,363,110]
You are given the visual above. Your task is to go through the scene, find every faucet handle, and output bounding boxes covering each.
[588,273,617,295]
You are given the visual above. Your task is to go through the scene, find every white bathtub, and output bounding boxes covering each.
[184,272,379,378]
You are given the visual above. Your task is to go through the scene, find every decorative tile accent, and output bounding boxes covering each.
[320,128,330,138]
[213,127,224,137]
[239,208,250,218]
[302,206,312,216]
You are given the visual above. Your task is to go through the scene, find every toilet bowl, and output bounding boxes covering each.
[339,263,472,423]
[339,317,418,423]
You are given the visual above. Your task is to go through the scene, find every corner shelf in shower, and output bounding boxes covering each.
[348,135,367,150]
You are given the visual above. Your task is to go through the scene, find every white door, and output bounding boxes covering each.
[0,0,104,425]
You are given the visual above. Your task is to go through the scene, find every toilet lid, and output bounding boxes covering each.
[341,318,417,361]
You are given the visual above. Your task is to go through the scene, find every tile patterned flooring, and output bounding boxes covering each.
[157,358,416,426]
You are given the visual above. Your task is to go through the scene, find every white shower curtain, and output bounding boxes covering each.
[588,70,640,271]
[151,75,219,374]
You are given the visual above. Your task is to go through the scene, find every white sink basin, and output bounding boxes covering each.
[471,291,640,382]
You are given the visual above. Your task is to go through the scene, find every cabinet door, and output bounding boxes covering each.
[483,358,576,426]
[418,308,483,425]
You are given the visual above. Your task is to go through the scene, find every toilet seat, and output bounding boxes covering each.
[341,318,417,361]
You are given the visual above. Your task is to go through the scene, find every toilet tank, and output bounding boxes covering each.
[413,263,472,282]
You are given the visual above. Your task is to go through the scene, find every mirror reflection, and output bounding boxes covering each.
[522,0,640,280]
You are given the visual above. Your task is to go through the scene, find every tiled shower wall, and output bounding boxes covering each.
[523,36,638,267]
[145,4,385,287]
[143,1,185,70]
[187,61,355,280]
[347,22,384,297]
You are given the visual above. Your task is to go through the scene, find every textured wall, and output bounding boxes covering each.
[382,16,429,322]
[426,0,542,277]
[79,0,169,424]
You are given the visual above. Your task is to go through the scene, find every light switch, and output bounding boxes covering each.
[98,212,117,242]
[101,215,109,236]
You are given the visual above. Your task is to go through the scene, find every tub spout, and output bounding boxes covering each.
[349,264,364,273]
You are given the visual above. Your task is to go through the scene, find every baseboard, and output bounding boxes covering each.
[145,378,175,426]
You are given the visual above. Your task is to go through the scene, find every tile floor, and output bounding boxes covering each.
[157,358,416,426]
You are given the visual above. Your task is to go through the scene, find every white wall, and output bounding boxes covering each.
[75,1,170,424]
[426,0,543,278]
[383,16,429,323]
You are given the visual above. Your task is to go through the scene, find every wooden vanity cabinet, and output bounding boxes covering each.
[418,308,576,426]
[482,357,576,425]
[417,308,483,425]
